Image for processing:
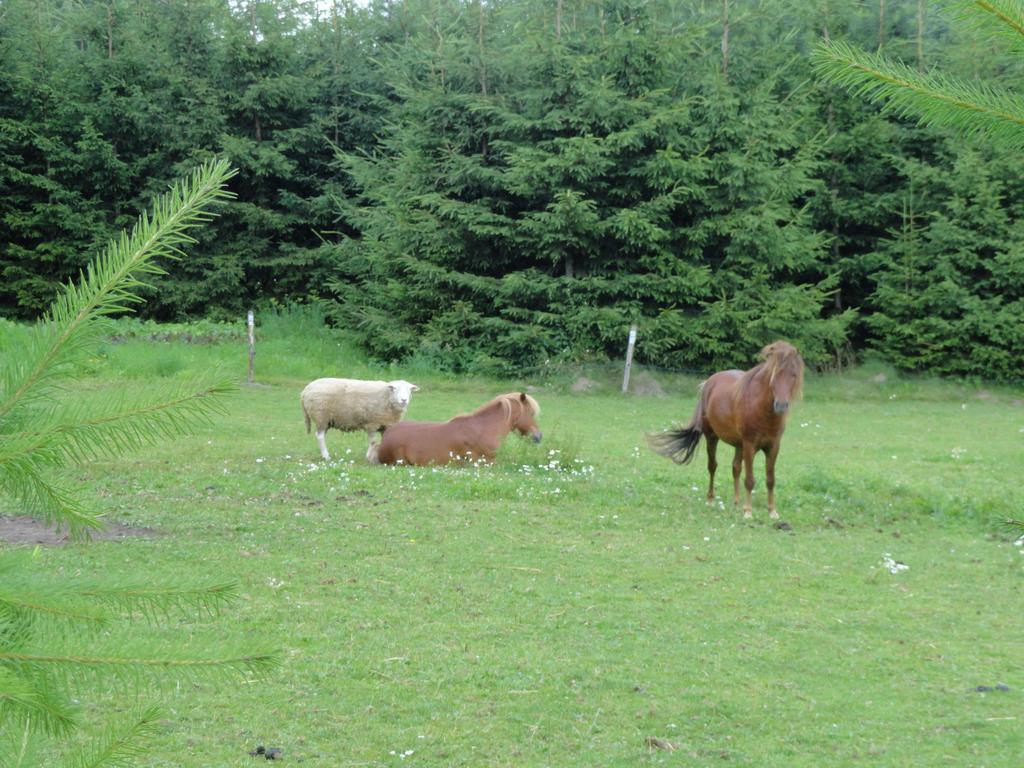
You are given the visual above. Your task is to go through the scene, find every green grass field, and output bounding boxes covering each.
[6,326,1024,767]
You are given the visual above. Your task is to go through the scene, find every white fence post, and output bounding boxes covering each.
[622,323,637,394]
[247,310,255,384]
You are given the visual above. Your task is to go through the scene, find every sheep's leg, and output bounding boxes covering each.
[366,442,380,464]
[316,429,330,461]
[366,427,382,448]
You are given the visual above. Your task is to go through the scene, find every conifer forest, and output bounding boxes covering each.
[2,0,1023,380]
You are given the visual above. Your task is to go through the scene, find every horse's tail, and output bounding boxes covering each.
[646,389,705,465]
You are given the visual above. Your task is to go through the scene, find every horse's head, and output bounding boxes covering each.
[761,341,804,414]
[510,392,542,443]
[387,380,419,411]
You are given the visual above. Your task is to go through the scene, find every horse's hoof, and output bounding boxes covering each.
[743,510,753,519]
[769,510,779,520]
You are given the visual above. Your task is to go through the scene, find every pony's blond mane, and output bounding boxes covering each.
[764,342,804,399]
[470,392,541,424]
[735,341,804,402]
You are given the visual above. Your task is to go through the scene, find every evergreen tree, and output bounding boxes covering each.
[866,141,1024,378]
[328,0,853,374]
[814,1,1024,149]
[0,160,277,765]
[815,0,1024,378]
[0,0,117,318]
[4,0,1023,379]
[152,0,326,318]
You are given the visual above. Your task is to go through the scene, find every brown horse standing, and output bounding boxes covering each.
[369,392,542,466]
[648,341,804,519]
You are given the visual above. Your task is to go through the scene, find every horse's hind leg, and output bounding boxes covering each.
[705,434,719,503]
[764,442,780,519]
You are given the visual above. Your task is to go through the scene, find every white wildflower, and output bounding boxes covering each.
[881,553,909,574]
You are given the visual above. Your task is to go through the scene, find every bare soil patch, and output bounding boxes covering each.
[630,371,666,397]
[571,376,598,393]
[0,516,157,546]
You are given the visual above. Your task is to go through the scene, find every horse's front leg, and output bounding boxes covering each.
[764,442,781,519]
[741,442,756,519]
[731,446,742,508]
[705,434,719,503]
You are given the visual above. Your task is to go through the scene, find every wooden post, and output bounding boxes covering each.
[247,310,255,384]
[622,323,638,394]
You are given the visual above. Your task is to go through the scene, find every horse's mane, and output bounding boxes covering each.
[735,341,804,401]
[469,392,540,423]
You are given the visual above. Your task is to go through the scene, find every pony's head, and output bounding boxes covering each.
[500,392,542,443]
[760,341,804,414]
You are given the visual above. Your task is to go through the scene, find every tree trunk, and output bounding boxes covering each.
[878,0,886,49]
[478,0,488,96]
[431,2,446,90]
[106,2,114,59]
[916,0,924,70]
[722,0,730,81]
[332,0,340,145]
[823,6,841,310]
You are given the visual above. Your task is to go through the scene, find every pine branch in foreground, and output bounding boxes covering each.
[0,159,236,423]
[0,377,236,469]
[946,1,1024,51]
[0,548,278,762]
[0,160,236,532]
[62,707,162,768]
[0,160,279,767]
[0,668,78,738]
[812,40,1024,149]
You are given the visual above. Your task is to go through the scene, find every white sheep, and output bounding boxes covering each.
[300,378,419,461]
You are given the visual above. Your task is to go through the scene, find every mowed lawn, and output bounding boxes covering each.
[11,339,1024,767]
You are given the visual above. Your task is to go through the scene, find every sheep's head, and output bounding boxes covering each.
[387,380,419,411]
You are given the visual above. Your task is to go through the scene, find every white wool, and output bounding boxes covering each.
[300,378,418,460]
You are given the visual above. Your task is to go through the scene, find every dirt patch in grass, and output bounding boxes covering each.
[0,516,157,546]
[630,370,666,397]
[571,376,598,393]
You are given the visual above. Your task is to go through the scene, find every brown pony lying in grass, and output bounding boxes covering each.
[368,392,542,466]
